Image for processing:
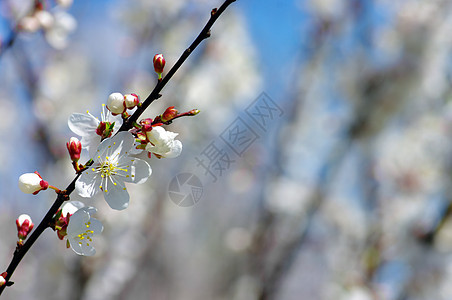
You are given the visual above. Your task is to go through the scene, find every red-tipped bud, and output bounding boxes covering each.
[153,54,165,79]
[161,106,178,122]
[66,137,82,162]
[0,273,6,287]
[187,109,200,116]
[18,172,48,195]
[140,118,153,132]
[124,93,140,109]
[16,214,34,240]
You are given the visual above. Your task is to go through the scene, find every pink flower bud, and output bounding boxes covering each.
[140,118,153,132]
[153,54,165,77]
[16,214,34,240]
[124,93,140,109]
[161,106,178,122]
[106,92,126,115]
[18,172,48,195]
[66,137,82,162]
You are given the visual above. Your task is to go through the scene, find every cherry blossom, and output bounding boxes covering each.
[68,104,122,157]
[66,206,103,256]
[145,126,182,158]
[76,132,152,210]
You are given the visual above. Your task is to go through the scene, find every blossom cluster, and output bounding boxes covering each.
[16,55,198,255]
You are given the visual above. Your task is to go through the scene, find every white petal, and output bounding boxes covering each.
[106,112,123,134]
[68,113,99,137]
[88,218,103,234]
[146,126,165,143]
[80,243,96,256]
[103,180,130,210]
[119,157,152,184]
[145,143,170,156]
[81,206,97,216]
[166,131,179,139]
[96,132,134,161]
[76,170,100,198]
[87,139,101,159]
[69,238,96,256]
[62,201,85,216]
[69,238,84,255]
[67,209,89,236]
[165,140,182,158]
[128,140,144,155]
[116,132,135,158]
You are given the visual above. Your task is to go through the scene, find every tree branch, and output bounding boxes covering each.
[119,0,236,132]
[0,0,236,295]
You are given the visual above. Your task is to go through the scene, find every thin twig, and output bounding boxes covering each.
[0,170,85,295]
[119,0,236,132]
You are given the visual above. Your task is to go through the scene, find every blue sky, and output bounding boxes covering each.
[237,0,305,100]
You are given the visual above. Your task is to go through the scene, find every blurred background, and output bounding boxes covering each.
[1,0,452,299]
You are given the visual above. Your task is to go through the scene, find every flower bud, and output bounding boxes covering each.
[18,172,49,195]
[16,214,34,240]
[0,273,5,288]
[66,137,82,162]
[187,109,200,116]
[161,106,178,122]
[153,54,165,79]
[106,92,126,115]
[140,118,153,132]
[124,93,140,109]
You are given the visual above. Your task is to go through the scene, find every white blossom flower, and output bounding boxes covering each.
[145,126,182,158]
[68,104,122,157]
[76,132,152,210]
[67,206,103,256]
[18,172,48,194]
